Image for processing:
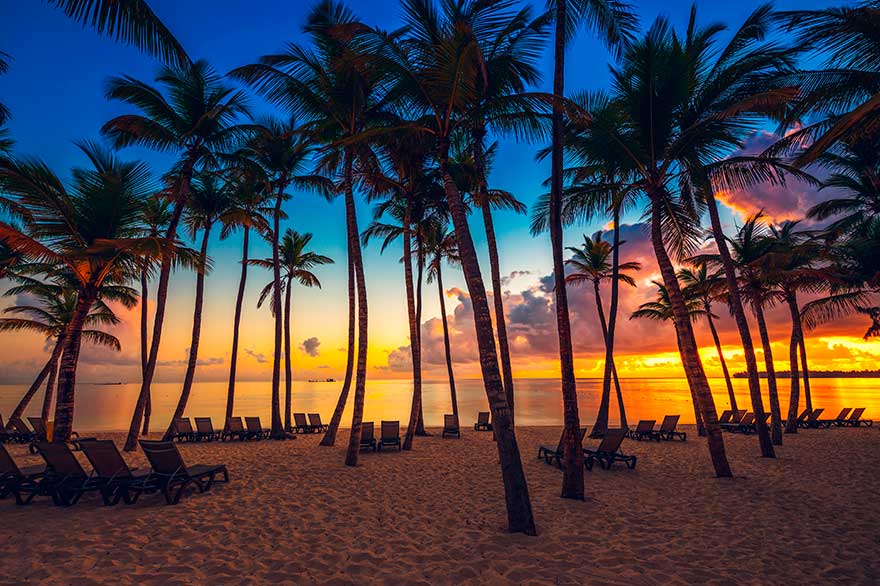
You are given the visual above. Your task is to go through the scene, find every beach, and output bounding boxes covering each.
[1,425,878,585]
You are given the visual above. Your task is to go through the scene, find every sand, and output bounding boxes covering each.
[1,424,878,585]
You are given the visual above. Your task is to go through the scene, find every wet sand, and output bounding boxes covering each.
[1,425,878,585]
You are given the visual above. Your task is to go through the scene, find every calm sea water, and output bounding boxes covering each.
[0,378,877,432]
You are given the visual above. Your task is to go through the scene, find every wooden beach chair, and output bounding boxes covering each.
[308,413,328,432]
[359,422,377,452]
[293,413,313,433]
[473,411,492,432]
[245,417,271,440]
[377,421,401,452]
[0,443,45,504]
[657,415,687,441]
[538,428,587,468]
[9,418,37,444]
[194,417,221,442]
[718,410,734,424]
[843,408,872,427]
[802,408,825,429]
[79,439,152,505]
[721,411,749,432]
[583,429,636,471]
[172,418,196,442]
[35,442,102,506]
[139,440,228,505]
[442,414,461,438]
[817,408,850,429]
[741,412,768,435]
[221,417,249,442]
[627,420,659,442]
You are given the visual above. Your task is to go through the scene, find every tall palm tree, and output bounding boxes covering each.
[630,279,708,435]
[0,281,125,424]
[425,222,461,419]
[679,262,738,413]
[231,0,388,463]
[548,0,637,498]
[103,59,250,451]
[235,118,329,439]
[372,0,536,533]
[137,196,170,435]
[220,168,271,426]
[0,142,180,440]
[163,173,230,440]
[253,230,333,431]
[564,231,641,434]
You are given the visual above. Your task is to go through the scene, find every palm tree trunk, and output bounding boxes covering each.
[269,183,286,439]
[414,233,428,436]
[552,0,585,501]
[284,275,293,432]
[704,185,773,457]
[611,361,626,429]
[41,351,61,422]
[706,312,737,412]
[673,322,706,435]
[344,150,370,467]
[52,287,97,440]
[225,227,249,427]
[437,263,458,419]
[784,289,801,434]
[403,197,422,451]
[473,125,516,421]
[608,205,626,430]
[648,190,731,476]
[592,280,612,436]
[753,300,783,445]
[321,249,355,447]
[799,335,812,412]
[439,137,536,535]
[124,161,194,451]
[139,268,151,435]
[164,222,212,440]
[7,335,64,424]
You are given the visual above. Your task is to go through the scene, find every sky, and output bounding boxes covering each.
[1,0,874,386]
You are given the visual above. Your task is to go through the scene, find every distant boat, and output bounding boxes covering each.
[307,378,336,383]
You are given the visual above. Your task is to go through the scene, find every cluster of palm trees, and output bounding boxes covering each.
[1,0,879,535]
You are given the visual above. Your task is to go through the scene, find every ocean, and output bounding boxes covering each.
[1,377,876,432]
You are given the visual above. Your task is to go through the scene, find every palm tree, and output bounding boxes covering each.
[103,59,250,451]
[231,0,388,463]
[679,262,738,413]
[548,0,637,498]
[631,279,708,435]
[0,280,125,424]
[220,168,271,427]
[253,230,333,431]
[425,222,461,419]
[372,0,536,533]
[0,142,179,440]
[565,231,641,434]
[137,197,171,435]
[163,173,231,440]
[0,51,11,154]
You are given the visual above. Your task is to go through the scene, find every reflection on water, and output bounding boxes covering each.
[0,377,877,432]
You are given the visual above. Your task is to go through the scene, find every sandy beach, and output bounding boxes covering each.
[1,425,878,585]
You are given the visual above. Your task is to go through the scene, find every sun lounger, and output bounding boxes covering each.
[8,418,36,444]
[25,417,90,451]
[138,440,228,505]
[718,410,734,424]
[172,418,196,442]
[377,420,401,451]
[293,413,314,433]
[657,415,687,441]
[245,417,271,440]
[740,412,768,435]
[442,414,461,438]
[627,420,659,442]
[221,417,249,442]
[308,413,328,432]
[360,422,377,452]
[816,408,850,429]
[801,408,825,429]
[583,429,636,470]
[34,442,102,506]
[0,443,45,504]
[194,417,221,442]
[842,407,873,427]
[538,428,587,468]
[79,439,152,505]
[721,411,750,432]
[473,411,492,431]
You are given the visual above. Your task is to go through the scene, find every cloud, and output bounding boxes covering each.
[300,337,321,357]
[244,348,267,364]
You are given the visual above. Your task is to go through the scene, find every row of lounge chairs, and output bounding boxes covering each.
[627,415,687,442]
[1,439,227,507]
[357,414,464,452]
[0,415,90,452]
[717,408,873,433]
[538,428,637,471]
[170,413,333,443]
